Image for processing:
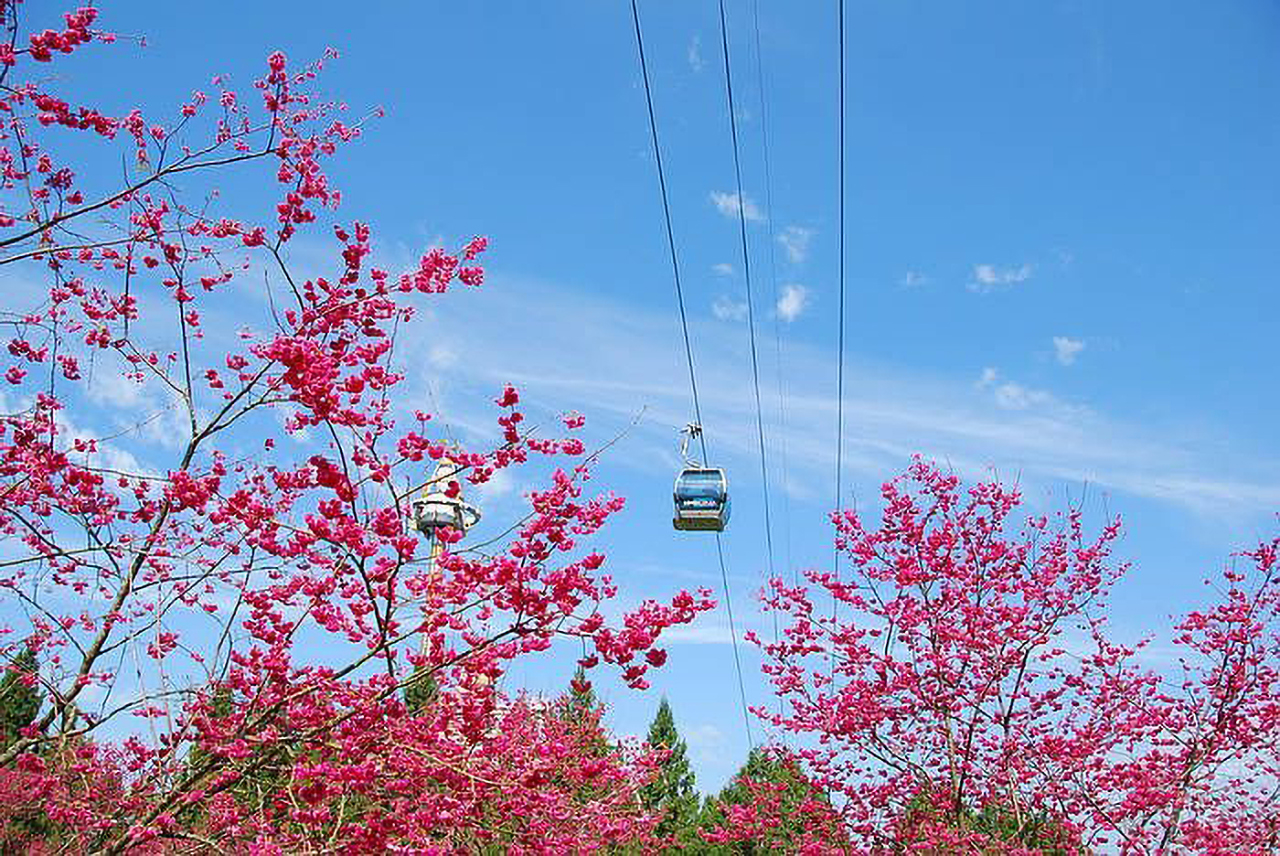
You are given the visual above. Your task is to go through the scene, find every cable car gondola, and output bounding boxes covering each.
[672,424,730,532]
[673,467,730,531]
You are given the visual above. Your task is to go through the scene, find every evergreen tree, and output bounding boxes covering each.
[0,647,41,749]
[557,666,611,757]
[896,790,1078,853]
[182,685,311,826]
[698,747,837,854]
[187,685,233,773]
[404,664,439,714]
[0,649,56,847]
[639,697,699,844]
[561,665,597,724]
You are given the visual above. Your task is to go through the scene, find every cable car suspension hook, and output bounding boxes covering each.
[679,422,703,467]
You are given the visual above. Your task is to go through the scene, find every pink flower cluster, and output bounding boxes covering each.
[0,4,711,849]
[751,458,1280,852]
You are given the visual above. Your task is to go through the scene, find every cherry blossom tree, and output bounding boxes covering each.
[700,746,848,854]
[0,2,711,849]
[750,458,1280,853]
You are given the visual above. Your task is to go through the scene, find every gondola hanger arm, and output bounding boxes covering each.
[679,422,703,467]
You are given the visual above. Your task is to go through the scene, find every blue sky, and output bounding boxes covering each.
[40,1,1280,791]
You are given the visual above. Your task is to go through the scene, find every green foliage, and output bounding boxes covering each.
[561,666,597,723]
[696,748,833,854]
[557,666,610,757]
[639,697,700,844]
[186,685,233,775]
[896,790,1081,853]
[178,685,310,833]
[0,648,87,851]
[404,665,439,714]
[970,802,1078,853]
[0,647,41,750]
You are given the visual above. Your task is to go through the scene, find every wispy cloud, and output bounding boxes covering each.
[473,466,517,502]
[428,344,458,368]
[710,191,762,223]
[900,270,929,288]
[684,723,727,764]
[968,263,1033,294]
[687,35,704,72]
[659,612,770,646]
[776,284,808,322]
[1053,336,1085,366]
[662,624,741,645]
[977,367,1066,413]
[712,262,734,277]
[994,381,1054,411]
[776,226,814,264]
[712,294,748,322]
[400,270,1280,528]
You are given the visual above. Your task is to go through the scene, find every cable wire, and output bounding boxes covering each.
[750,0,795,589]
[715,531,754,747]
[629,0,708,468]
[834,0,847,593]
[748,0,791,731]
[716,0,773,748]
[716,0,777,593]
[630,0,753,749]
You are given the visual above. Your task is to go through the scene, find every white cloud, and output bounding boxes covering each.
[687,35,704,72]
[900,271,929,288]
[395,271,1280,527]
[473,467,516,502]
[1053,336,1085,366]
[968,263,1033,294]
[993,381,1053,411]
[712,294,747,322]
[55,407,154,480]
[977,367,1067,413]
[709,191,762,223]
[776,284,808,322]
[776,226,814,263]
[80,354,192,452]
[428,344,458,368]
[712,263,734,277]
[684,723,726,764]
[85,365,148,408]
[662,623,740,645]
[685,723,724,747]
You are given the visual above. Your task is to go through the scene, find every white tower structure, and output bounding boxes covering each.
[411,456,485,685]
[412,456,481,539]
